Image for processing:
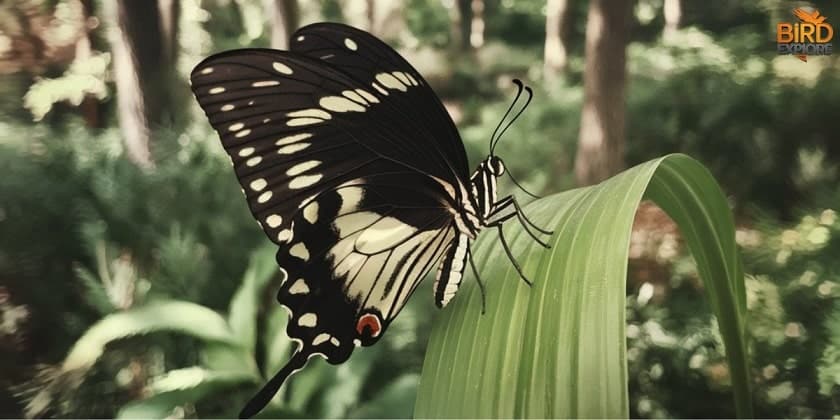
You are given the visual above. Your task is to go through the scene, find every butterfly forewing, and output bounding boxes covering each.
[289,23,470,182]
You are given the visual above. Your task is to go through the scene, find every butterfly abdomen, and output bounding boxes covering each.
[434,232,470,308]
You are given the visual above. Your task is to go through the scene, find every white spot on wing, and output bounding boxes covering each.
[276,133,313,146]
[371,82,388,95]
[277,229,293,242]
[393,71,411,86]
[246,156,262,167]
[287,118,324,127]
[272,62,293,74]
[287,160,321,176]
[252,80,279,87]
[289,278,309,294]
[289,174,323,189]
[303,201,319,224]
[355,89,379,103]
[238,147,255,157]
[266,214,283,227]
[209,87,225,94]
[330,337,340,346]
[277,143,311,155]
[200,67,213,75]
[249,178,267,191]
[221,104,235,111]
[290,242,309,261]
[319,96,365,113]
[288,109,331,120]
[229,122,244,131]
[298,312,317,327]
[344,38,358,50]
[342,90,366,104]
[296,35,305,41]
[313,333,330,345]
[376,73,407,91]
[235,129,251,138]
[257,191,273,203]
[277,229,292,242]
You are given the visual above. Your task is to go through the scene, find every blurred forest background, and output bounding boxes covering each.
[1,0,840,418]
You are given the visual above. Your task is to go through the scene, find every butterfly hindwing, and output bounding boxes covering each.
[277,174,456,362]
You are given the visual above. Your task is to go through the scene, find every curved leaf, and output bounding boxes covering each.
[117,367,256,419]
[25,300,244,417]
[62,300,240,372]
[415,154,751,418]
[228,244,282,352]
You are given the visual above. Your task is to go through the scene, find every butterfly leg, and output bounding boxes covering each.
[467,248,487,314]
[487,214,533,287]
[489,196,552,248]
[493,195,554,236]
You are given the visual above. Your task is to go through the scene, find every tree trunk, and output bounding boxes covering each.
[365,0,376,33]
[158,0,180,63]
[544,0,571,78]
[663,0,681,40]
[573,0,632,186]
[109,0,167,168]
[268,0,299,49]
[469,0,485,48]
[455,0,472,51]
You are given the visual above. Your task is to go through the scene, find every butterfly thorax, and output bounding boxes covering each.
[470,155,506,225]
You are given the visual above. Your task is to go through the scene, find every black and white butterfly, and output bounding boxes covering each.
[190,22,551,418]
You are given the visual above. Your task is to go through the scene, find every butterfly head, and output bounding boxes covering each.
[487,156,506,177]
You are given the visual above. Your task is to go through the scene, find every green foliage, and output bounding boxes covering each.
[416,154,750,417]
[626,27,840,217]
[404,0,452,48]
[626,206,840,417]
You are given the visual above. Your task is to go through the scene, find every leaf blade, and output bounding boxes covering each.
[415,154,752,418]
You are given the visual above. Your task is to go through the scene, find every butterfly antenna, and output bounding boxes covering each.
[490,85,533,156]
[239,350,309,418]
[489,79,524,155]
[507,169,542,199]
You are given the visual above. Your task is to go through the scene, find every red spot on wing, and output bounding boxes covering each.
[356,313,382,338]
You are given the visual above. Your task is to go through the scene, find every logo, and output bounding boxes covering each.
[776,8,833,62]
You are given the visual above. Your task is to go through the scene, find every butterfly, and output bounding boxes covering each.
[190,22,552,418]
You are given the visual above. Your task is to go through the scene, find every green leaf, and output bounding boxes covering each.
[262,305,293,379]
[347,374,419,419]
[282,344,382,417]
[62,300,240,372]
[415,154,751,418]
[25,300,245,417]
[228,244,282,352]
[116,367,256,419]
